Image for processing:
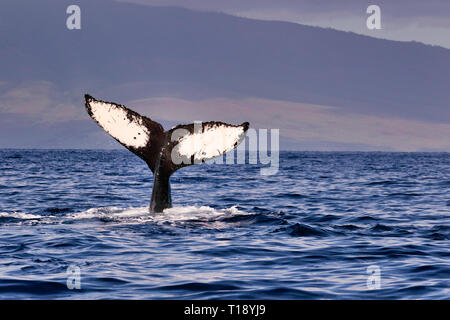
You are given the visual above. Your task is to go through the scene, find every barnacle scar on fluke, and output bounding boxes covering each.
[84,94,249,213]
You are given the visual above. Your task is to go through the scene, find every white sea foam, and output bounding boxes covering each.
[65,205,249,230]
[155,205,243,221]
[0,212,43,220]
[0,206,248,228]
[70,205,245,223]
[68,206,146,220]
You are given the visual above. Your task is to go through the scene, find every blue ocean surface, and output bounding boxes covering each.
[0,150,448,299]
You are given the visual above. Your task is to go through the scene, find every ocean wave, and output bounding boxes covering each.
[1,151,449,299]
[0,212,43,220]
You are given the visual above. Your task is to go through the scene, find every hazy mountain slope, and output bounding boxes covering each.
[1,0,449,122]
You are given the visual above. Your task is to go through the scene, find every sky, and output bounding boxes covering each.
[0,0,449,151]
[116,0,450,49]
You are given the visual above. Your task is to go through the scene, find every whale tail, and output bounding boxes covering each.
[84,94,249,212]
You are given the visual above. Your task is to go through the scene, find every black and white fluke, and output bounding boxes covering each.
[84,94,249,212]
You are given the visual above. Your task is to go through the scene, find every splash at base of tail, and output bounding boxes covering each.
[84,94,249,212]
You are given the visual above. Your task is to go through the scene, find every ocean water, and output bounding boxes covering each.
[0,150,448,299]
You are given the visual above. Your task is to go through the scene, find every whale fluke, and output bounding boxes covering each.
[84,94,249,212]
